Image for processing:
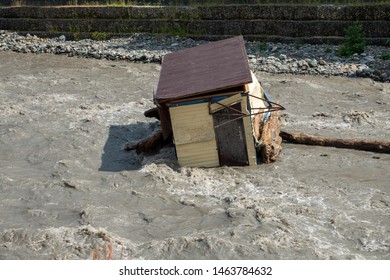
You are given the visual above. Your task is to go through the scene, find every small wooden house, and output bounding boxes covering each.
[154,36,281,167]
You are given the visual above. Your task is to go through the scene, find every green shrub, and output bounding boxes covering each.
[294,38,304,47]
[258,42,268,52]
[381,53,390,60]
[337,22,366,57]
[92,32,107,41]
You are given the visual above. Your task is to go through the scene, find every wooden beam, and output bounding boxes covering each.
[209,93,244,114]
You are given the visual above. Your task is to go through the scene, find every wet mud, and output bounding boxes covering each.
[0,52,389,259]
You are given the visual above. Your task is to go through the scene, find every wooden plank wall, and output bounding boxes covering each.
[170,102,219,167]
[170,95,257,167]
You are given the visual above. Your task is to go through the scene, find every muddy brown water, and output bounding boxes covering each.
[0,52,389,259]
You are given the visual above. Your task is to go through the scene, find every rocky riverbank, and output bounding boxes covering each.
[1,30,389,82]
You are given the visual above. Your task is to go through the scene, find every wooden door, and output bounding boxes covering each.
[213,102,249,166]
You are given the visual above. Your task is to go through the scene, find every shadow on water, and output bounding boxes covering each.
[99,121,160,172]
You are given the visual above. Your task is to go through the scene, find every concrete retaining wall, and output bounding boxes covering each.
[1,5,389,44]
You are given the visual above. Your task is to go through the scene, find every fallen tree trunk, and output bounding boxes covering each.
[280,131,390,154]
[124,130,164,154]
[129,108,390,157]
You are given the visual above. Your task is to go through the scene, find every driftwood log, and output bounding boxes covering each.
[127,107,390,158]
[280,131,390,154]
[259,110,283,163]
[144,107,160,120]
[127,129,390,156]
[124,130,164,154]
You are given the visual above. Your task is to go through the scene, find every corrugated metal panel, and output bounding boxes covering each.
[176,140,219,168]
[155,36,252,102]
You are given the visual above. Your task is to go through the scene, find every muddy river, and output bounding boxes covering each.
[0,52,389,259]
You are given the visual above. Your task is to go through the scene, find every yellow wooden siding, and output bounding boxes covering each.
[176,140,219,167]
[170,103,219,167]
[170,102,216,145]
[170,94,257,167]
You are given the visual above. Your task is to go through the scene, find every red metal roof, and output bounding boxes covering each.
[154,36,252,102]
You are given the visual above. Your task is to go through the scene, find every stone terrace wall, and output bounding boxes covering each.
[0,4,389,44]
[0,0,387,6]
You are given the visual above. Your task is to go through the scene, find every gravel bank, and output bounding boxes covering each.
[1,30,389,82]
